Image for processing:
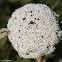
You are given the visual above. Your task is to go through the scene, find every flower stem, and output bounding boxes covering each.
[36,56,46,62]
[36,56,43,62]
[60,21,62,23]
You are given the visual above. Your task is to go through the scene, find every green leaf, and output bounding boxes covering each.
[0,36,8,48]
[0,52,9,60]
[44,53,54,60]
[13,56,31,62]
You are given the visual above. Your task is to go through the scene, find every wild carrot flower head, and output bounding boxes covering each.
[7,4,60,59]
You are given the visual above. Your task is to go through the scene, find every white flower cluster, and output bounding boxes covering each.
[7,4,60,59]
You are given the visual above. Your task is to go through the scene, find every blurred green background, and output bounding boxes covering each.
[0,0,62,62]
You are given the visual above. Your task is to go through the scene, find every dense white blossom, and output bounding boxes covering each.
[7,4,60,59]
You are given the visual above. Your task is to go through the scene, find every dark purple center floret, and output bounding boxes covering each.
[29,21,36,24]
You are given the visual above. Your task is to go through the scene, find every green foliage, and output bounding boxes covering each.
[0,0,62,62]
[13,56,31,62]
[0,36,8,48]
[44,53,54,60]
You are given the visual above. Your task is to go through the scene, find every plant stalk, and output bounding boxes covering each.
[36,56,46,62]
[0,28,9,39]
